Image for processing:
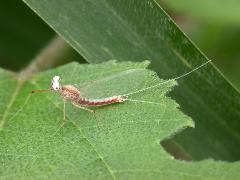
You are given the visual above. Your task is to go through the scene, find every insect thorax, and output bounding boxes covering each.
[60,85,81,101]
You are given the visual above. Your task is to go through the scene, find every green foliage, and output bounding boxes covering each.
[0,0,239,179]
[22,0,240,161]
[159,0,240,24]
[1,61,240,179]
[183,25,240,89]
[158,0,240,89]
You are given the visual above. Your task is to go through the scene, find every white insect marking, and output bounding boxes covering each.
[51,75,61,91]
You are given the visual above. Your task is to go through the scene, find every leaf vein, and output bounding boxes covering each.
[32,82,117,180]
[0,81,23,129]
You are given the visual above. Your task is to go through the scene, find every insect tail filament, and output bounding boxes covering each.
[124,98,163,105]
[120,60,211,97]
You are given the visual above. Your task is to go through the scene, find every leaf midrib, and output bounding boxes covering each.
[0,79,23,129]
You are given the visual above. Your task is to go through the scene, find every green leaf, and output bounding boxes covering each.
[159,0,240,24]
[174,23,240,90]
[22,0,240,163]
[1,61,239,179]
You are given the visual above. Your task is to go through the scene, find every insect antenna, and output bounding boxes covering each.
[31,89,50,94]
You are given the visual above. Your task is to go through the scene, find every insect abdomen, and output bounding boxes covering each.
[78,96,124,106]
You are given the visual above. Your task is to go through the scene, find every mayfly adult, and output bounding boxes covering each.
[31,60,211,121]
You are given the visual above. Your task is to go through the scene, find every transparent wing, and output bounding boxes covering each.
[75,69,161,99]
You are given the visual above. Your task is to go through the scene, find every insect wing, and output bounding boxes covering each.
[77,69,156,99]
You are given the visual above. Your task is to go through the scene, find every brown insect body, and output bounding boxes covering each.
[60,85,80,102]
[59,85,124,106]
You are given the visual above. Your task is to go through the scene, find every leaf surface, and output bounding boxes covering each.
[0,61,240,179]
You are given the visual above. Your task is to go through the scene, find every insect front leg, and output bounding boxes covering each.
[72,102,95,113]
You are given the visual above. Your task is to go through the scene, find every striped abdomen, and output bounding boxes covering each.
[77,96,124,106]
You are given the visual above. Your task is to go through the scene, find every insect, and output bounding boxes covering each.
[32,75,128,120]
[31,60,211,121]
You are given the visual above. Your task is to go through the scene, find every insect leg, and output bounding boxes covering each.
[72,102,95,113]
[63,100,66,121]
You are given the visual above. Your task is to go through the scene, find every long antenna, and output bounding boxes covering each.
[31,89,50,94]
[122,60,212,97]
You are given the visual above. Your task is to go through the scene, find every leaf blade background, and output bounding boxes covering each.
[159,0,240,24]
[0,62,240,179]
[157,0,240,89]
